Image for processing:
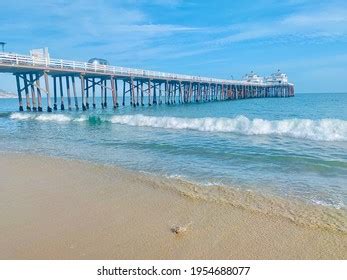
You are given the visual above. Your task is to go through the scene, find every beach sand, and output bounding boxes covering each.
[0,153,346,259]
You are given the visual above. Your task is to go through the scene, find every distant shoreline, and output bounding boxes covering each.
[0,96,16,99]
[0,90,16,98]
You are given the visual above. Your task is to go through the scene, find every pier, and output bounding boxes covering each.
[0,51,294,112]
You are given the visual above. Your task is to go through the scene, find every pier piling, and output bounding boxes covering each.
[71,76,78,110]
[80,75,86,111]
[44,72,52,112]
[136,80,140,106]
[139,81,143,106]
[122,80,126,106]
[23,74,31,111]
[101,78,105,109]
[35,74,42,111]
[65,76,72,110]
[85,79,89,109]
[29,74,37,111]
[92,78,96,109]
[15,75,23,111]
[103,80,107,108]
[53,77,57,111]
[111,77,117,109]
[148,79,151,106]
[59,76,64,111]
[130,78,135,107]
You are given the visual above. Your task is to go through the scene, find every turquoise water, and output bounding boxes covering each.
[0,93,346,210]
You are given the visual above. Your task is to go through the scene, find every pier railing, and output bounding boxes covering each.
[0,52,286,86]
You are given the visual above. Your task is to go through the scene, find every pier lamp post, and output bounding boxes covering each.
[0,42,6,52]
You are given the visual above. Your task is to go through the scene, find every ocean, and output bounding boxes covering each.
[0,93,346,228]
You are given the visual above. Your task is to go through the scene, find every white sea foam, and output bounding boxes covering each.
[73,116,88,122]
[10,113,32,120]
[311,198,345,210]
[110,114,347,141]
[10,113,71,122]
[35,114,71,122]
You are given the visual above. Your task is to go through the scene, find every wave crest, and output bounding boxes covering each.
[110,114,347,141]
[9,113,347,141]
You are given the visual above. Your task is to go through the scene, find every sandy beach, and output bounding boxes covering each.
[0,153,346,259]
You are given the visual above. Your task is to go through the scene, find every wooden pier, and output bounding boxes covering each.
[0,52,294,112]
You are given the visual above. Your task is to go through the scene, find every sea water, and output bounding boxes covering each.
[0,93,346,213]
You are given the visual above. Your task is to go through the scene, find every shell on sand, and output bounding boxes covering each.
[171,223,192,235]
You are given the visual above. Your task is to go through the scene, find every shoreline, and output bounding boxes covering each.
[2,151,346,233]
[0,152,346,259]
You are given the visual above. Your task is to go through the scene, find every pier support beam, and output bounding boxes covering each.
[92,78,96,108]
[122,80,126,106]
[167,83,172,105]
[65,76,72,110]
[193,84,196,102]
[129,81,132,106]
[196,83,200,102]
[35,74,42,111]
[179,82,182,103]
[15,75,23,111]
[204,84,207,101]
[212,84,214,101]
[208,84,211,101]
[23,74,31,111]
[158,82,162,105]
[111,76,117,109]
[100,79,104,109]
[201,84,204,101]
[29,74,37,111]
[71,76,78,110]
[136,80,140,106]
[140,81,144,106]
[59,76,65,111]
[44,72,52,112]
[53,77,57,110]
[115,78,118,107]
[85,79,89,109]
[216,85,219,100]
[130,78,135,107]
[148,79,151,106]
[80,75,86,111]
[173,83,176,104]
[189,82,192,103]
[104,80,107,108]
[153,82,157,105]
[165,81,168,104]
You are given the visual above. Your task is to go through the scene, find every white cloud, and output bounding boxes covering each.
[211,5,347,46]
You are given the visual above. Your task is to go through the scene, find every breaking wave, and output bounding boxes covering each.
[9,113,347,141]
[10,113,72,122]
[110,114,347,142]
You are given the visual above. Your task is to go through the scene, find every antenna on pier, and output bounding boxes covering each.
[0,42,6,52]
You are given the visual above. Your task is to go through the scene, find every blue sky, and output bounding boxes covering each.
[1,0,347,92]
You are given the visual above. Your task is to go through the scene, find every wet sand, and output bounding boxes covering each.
[0,153,346,259]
